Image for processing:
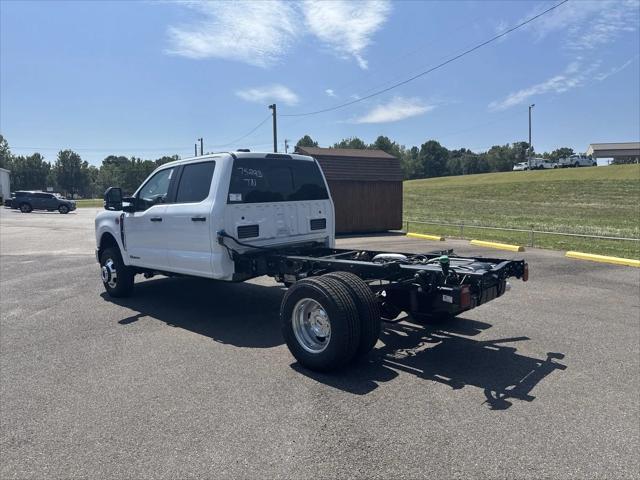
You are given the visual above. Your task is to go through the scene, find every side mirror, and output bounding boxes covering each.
[104,187,123,211]
[122,197,137,213]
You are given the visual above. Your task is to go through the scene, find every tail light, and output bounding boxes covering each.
[460,285,471,309]
[523,263,529,282]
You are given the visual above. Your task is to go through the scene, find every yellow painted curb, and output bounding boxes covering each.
[470,239,525,252]
[566,251,640,268]
[407,232,445,241]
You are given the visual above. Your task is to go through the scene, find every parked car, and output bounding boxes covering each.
[558,154,597,168]
[11,191,76,213]
[513,162,529,171]
[513,159,557,171]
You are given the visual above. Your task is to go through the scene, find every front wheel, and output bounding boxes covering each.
[19,203,32,213]
[58,205,69,214]
[281,276,360,372]
[100,247,134,297]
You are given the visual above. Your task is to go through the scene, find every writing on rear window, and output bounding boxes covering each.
[228,158,328,204]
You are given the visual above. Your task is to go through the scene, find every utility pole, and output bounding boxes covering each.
[528,104,535,170]
[198,138,203,156]
[268,104,277,153]
[194,144,198,157]
[284,139,289,153]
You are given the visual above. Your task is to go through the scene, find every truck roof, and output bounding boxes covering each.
[159,151,314,170]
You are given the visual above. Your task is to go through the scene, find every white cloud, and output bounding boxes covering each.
[302,0,392,69]
[488,59,602,111]
[520,0,639,50]
[165,0,391,69]
[594,56,637,81]
[354,97,434,123]
[325,89,337,97]
[165,1,298,67]
[235,84,299,106]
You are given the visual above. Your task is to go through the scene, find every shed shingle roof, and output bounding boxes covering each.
[295,146,403,182]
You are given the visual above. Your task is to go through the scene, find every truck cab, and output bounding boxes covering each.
[95,152,335,282]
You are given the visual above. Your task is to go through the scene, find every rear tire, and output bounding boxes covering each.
[100,247,134,298]
[323,271,381,357]
[281,276,360,372]
[19,203,32,213]
[58,205,69,214]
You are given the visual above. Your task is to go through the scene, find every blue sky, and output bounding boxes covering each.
[1,0,639,165]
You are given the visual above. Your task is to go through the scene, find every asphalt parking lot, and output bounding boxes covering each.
[1,208,639,479]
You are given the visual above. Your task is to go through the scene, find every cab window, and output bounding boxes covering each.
[137,168,174,210]
[228,158,328,204]
[175,161,216,203]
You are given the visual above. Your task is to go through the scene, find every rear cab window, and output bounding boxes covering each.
[175,161,216,203]
[228,157,328,204]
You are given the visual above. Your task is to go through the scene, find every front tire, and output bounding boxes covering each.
[100,247,134,298]
[19,203,32,213]
[58,205,69,214]
[281,276,360,372]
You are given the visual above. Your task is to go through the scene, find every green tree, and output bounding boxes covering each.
[549,147,574,162]
[295,135,319,148]
[333,137,367,149]
[419,140,449,178]
[0,134,11,169]
[400,146,420,179]
[371,135,405,160]
[53,150,90,197]
[6,153,51,190]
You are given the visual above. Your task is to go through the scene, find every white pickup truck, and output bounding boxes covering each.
[96,151,528,371]
[558,154,597,168]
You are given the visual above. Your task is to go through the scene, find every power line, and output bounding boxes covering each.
[208,114,272,148]
[281,0,569,118]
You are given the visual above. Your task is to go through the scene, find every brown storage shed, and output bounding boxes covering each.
[295,146,403,234]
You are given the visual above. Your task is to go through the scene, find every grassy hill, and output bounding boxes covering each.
[404,164,640,259]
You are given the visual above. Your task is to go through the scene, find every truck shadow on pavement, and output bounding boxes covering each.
[294,318,567,410]
[102,276,286,349]
[103,276,566,410]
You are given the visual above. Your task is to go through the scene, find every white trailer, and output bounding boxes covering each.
[0,168,10,203]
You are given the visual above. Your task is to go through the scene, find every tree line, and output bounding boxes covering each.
[0,132,584,198]
[0,135,177,198]
[296,134,579,179]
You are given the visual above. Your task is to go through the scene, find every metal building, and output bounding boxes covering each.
[0,167,10,204]
[295,146,403,234]
[586,142,640,164]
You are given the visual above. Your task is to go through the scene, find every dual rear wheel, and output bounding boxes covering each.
[281,272,381,372]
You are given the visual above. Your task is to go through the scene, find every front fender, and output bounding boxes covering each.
[95,211,129,265]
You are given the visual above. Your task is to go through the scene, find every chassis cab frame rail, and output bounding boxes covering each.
[234,246,528,319]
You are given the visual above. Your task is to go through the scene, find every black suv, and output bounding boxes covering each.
[10,191,76,214]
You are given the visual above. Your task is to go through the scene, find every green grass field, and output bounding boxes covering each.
[404,164,640,259]
[76,199,103,208]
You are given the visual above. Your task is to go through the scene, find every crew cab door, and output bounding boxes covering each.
[124,167,175,269]
[163,161,216,277]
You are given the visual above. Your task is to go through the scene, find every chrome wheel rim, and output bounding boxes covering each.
[101,258,118,288]
[292,298,331,353]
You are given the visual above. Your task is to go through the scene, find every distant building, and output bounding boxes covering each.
[0,167,10,203]
[295,146,403,234]
[586,142,640,164]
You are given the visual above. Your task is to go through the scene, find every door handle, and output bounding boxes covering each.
[191,216,206,222]
[150,217,163,222]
